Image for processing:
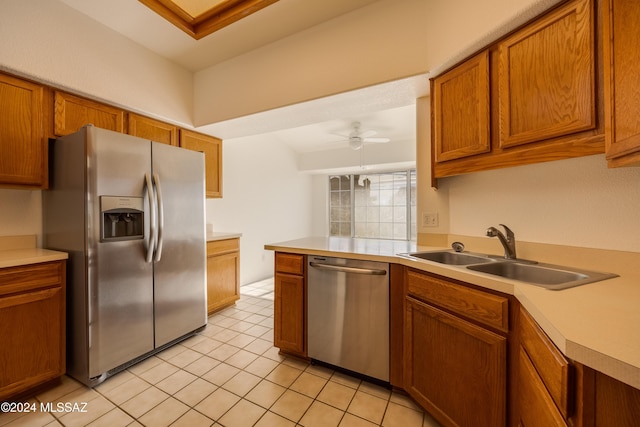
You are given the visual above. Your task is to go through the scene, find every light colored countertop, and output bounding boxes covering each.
[0,235,68,269]
[207,232,242,242]
[265,236,640,390]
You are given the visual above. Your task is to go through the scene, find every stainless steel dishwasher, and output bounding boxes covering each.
[307,256,390,382]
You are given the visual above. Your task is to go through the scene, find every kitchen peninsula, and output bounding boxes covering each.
[266,236,640,426]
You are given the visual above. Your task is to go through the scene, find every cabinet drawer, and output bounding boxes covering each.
[407,269,508,332]
[0,262,63,296]
[520,307,572,418]
[275,253,305,276]
[207,238,239,256]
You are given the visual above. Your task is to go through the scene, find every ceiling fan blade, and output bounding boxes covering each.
[359,130,377,138]
[362,137,390,143]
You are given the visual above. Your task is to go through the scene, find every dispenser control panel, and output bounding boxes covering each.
[100,196,144,241]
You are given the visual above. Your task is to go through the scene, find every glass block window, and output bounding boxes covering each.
[329,170,416,241]
[329,175,352,237]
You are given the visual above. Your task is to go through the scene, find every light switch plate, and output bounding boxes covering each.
[423,212,438,227]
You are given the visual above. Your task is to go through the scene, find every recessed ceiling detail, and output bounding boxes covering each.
[139,0,280,40]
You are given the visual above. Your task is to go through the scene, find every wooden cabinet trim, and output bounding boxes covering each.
[407,269,509,332]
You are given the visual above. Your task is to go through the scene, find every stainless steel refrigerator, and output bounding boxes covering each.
[44,125,207,387]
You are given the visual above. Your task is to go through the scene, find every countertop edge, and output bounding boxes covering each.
[207,232,242,242]
[266,239,640,390]
[0,248,69,269]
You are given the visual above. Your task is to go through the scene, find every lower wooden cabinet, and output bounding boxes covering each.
[405,296,507,427]
[0,260,66,401]
[273,253,306,357]
[206,238,240,315]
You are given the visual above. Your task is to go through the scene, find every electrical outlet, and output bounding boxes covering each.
[422,212,438,227]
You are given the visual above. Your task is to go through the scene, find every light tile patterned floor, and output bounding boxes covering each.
[0,278,442,427]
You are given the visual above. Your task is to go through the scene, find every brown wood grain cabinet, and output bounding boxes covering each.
[54,91,125,136]
[206,238,240,315]
[498,0,596,148]
[603,0,640,167]
[432,51,490,163]
[403,269,508,427]
[432,0,604,180]
[516,307,572,426]
[128,112,178,146]
[0,73,48,189]
[273,253,306,357]
[180,129,222,198]
[0,261,66,401]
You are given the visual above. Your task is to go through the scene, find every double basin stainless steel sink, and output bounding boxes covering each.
[399,250,617,290]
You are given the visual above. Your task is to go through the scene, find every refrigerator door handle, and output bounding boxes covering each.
[153,173,164,262]
[145,172,156,263]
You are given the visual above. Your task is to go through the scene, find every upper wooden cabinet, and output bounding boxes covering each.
[603,0,640,167]
[54,91,125,136]
[128,113,178,146]
[498,0,596,148]
[180,129,222,198]
[0,73,48,189]
[432,0,605,180]
[432,51,490,163]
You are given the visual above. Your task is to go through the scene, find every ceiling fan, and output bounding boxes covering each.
[336,121,391,150]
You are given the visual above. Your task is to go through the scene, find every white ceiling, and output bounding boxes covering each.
[57,0,424,153]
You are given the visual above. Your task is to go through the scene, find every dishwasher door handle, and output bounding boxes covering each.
[309,262,387,276]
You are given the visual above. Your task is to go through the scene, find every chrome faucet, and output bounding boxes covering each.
[486,224,517,259]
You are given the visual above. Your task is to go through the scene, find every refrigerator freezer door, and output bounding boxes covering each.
[151,142,207,347]
[88,127,155,378]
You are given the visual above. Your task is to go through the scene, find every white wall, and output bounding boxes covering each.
[206,136,314,285]
[193,0,429,125]
[0,0,193,126]
[0,190,42,243]
[441,155,640,253]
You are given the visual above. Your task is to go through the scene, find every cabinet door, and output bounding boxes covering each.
[404,296,507,427]
[518,349,568,427]
[0,287,64,400]
[54,91,124,136]
[206,239,240,314]
[432,51,490,163]
[0,73,47,188]
[274,273,305,356]
[128,113,178,146]
[603,0,640,167]
[180,129,222,198]
[498,0,595,148]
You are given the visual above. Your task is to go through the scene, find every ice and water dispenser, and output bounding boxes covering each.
[100,196,144,241]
